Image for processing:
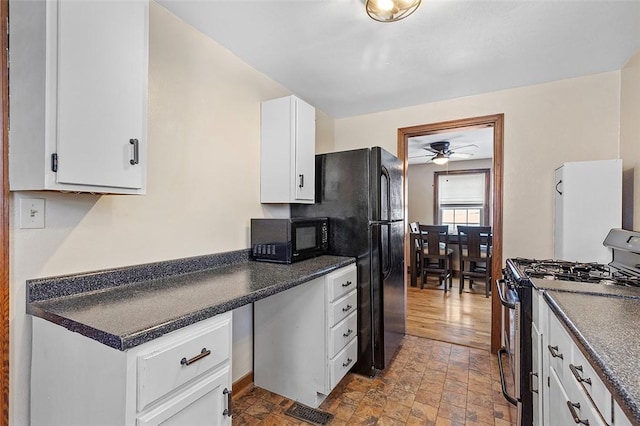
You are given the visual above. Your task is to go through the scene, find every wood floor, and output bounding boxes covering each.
[406,277,492,352]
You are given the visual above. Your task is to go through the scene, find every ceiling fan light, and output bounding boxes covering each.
[364,0,421,22]
[432,153,449,165]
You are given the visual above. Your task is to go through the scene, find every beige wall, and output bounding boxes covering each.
[408,158,493,226]
[335,72,622,260]
[8,3,334,424]
[620,50,640,230]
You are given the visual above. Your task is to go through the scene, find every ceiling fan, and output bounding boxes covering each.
[416,141,478,165]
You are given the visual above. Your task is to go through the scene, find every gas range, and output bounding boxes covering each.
[508,258,640,288]
[506,228,640,291]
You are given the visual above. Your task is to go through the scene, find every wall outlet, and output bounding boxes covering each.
[19,198,45,229]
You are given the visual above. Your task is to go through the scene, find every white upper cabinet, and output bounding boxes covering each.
[260,95,315,203]
[9,0,148,194]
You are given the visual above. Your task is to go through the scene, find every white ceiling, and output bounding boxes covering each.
[157,0,640,119]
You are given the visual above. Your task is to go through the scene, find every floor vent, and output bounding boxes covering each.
[284,402,334,425]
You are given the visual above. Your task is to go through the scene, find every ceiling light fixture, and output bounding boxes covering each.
[364,0,421,22]
[432,152,449,165]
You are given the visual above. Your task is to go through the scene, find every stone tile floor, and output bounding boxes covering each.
[232,335,517,425]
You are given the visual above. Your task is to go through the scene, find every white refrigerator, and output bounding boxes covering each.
[554,159,622,264]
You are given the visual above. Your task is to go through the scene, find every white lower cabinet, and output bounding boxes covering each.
[30,312,233,426]
[254,263,358,407]
[542,302,614,426]
[548,367,581,426]
[137,365,230,426]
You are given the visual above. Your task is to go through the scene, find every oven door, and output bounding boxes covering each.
[497,279,521,419]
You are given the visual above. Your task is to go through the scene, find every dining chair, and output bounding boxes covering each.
[457,225,492,297]
[417,225,454,291]
[409,222,421,285]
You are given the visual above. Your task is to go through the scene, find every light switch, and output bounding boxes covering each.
[19,198,45,229]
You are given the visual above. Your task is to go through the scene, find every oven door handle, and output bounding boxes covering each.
[497,347,519,406]
[497,279,516,309]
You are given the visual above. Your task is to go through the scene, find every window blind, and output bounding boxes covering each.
[438,173,485,204]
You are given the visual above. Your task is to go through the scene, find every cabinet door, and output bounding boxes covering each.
[548,368,577,426]
[531,321,543,426]
[293,98,315,201]
[56,0,147,190]
[137,365,231,426]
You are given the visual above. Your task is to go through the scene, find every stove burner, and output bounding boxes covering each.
[509,257,640,287]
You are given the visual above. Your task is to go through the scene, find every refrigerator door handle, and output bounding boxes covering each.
[381,165,392,222]
[382,223,393,280]
[369,219,403,225]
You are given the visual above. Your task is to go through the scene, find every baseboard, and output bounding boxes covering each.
[232,371,254,398]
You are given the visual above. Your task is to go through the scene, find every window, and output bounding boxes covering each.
[434,169,490,232]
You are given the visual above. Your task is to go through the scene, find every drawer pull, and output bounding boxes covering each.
[342,304,353,312]
[343,329,354,338]
[548,345,564,359]
[341,280,353,288]
[180,348,211,366]
[566,401,590,425]
[223,388,233,417]
[129,138,140,165]
[529,372,539,394]
[570,364,592,386]
[342,357,353,367]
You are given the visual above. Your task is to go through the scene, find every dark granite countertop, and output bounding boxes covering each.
[544,291,640,424]
[27,250,355,351]
[532,277,640,299]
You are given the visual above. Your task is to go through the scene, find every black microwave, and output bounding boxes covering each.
[251,218,329,263]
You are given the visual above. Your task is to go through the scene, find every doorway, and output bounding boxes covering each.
[397,114,504,354]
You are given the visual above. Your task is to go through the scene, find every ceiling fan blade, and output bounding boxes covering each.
[409,153,436,159]
[450,152,474,158]
[450,143,478,151]
[422,146,440,154]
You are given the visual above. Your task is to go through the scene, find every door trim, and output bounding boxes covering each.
[397,113,504,354]
[1,0,9,423]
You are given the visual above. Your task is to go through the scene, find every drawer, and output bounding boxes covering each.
[137,313,232,412]
[329,338,358,391]
[326,264,357,303]
[328,311,357,358]
[547,312,572,380]
[562,364,608,426]
[569,347,612,423]
[328,290,357,327]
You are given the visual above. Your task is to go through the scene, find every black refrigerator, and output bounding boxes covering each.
[291,147,406,376]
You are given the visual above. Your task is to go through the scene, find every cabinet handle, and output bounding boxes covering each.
[343,329,353,338]
[129,138,140,165]
[555,180,563,195]
[342,357,353,367]
[180,347,211,366]
[570,364,592,386]
[342,304,353,312]
[566,401,590,425]
[223,388,233,417]
[548,345,564,359]
[298,174,304,188]
[341,280,353,288]
[529,372,539,394]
